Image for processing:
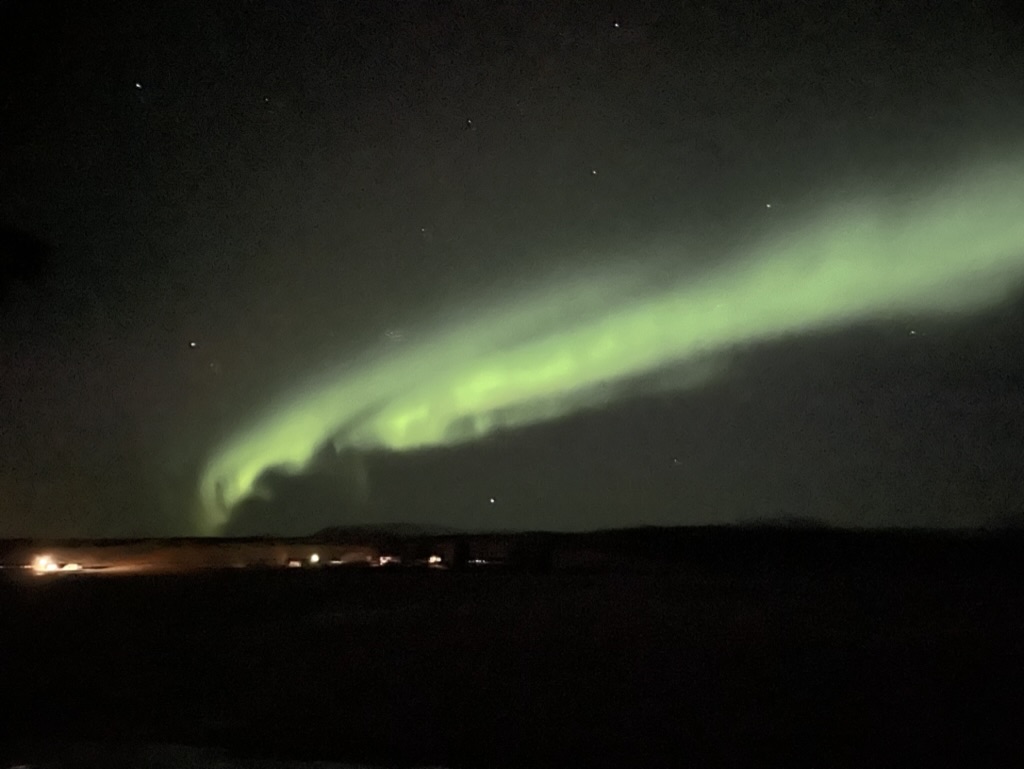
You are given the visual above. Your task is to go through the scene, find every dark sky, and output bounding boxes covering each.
[2,0,1023,537]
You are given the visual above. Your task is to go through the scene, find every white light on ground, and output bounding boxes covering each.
[428,555,443,564]
[32,555,56,574]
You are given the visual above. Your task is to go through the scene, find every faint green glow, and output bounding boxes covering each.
[198,154,1024,532]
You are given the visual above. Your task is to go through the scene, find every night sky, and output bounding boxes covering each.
[2,0,1024,537]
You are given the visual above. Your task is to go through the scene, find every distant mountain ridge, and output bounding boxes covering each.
[315,522,464,539]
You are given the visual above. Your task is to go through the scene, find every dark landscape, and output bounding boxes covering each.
[4,526,1024,768]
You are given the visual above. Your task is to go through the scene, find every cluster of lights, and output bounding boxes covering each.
[31,555,81,574]
[32,555,58,573]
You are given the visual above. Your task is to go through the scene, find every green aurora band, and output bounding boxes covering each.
[198,155,1024,532]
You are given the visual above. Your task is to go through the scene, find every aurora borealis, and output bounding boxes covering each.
[200,154,1024,532]
[3,0,1024,536]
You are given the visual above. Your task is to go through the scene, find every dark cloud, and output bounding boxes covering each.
[223,445,369,536]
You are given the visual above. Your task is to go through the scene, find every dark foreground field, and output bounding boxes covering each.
[3,529,1024,768]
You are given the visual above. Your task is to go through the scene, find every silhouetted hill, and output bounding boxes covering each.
[739,516,838,529]
[314,522,463,543]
